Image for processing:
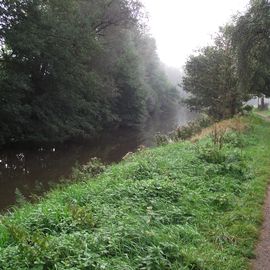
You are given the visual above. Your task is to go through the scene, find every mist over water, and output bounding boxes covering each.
[0,105,196,211]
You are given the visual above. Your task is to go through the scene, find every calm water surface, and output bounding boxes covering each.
[0,106,196,211]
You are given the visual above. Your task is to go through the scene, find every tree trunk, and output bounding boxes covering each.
[261,96,265,108]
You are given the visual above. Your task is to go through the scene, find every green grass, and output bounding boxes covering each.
[254,108,270,116]
[1,115,270,270]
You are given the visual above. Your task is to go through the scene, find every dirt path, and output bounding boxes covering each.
[255,111,270,121]
[251,112,270,269]
[251,113,270,270]
[251,185,270,270]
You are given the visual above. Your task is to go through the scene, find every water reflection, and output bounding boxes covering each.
[0,106,196,211]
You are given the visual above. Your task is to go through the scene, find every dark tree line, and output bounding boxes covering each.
[183,0,270,120]
[0,0,177,145]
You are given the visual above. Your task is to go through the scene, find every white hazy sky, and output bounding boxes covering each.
[141,0,250,68]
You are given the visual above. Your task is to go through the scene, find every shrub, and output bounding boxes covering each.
[242,105,253,113]
[155,133,172,146]
[209,124,227,150]
[156,115,213,145]
[71,158,106,181]
[197,144,227,164]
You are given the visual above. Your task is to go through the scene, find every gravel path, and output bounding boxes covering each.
[251,185,270,270]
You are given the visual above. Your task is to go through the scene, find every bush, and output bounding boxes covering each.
[155,133,172,146]
[71,158,106,181]
[223,132,246,148]
[0,115,269,270]
[197,143,227,164]
[242,105,253,113]
[156,115,213,145]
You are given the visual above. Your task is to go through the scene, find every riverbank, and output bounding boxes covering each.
[0,107,196,211]
[0,114,270,269]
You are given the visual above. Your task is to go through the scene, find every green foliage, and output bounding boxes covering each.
[232,0,270,97]
[155,115,213,145]
[183,27,246,120]
[14,188,27,206]
[241,105,254,114]
[173,118,209,141]
[0,0,176,145]
[223,131,246,148]
[209,124,227,149]
[155,133,172,146]
[0,115,269,269]
[71,158,106,181]
[113,43,147,124]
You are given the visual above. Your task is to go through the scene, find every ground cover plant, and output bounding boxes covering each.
[255,108,270,118]
[155,115,213,145]
[0,114,270,269]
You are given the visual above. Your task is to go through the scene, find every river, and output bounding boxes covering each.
[0,105,196,211]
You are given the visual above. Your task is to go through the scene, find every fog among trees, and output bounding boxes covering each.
[183,0,270,119]
[1,0,270,146]
[0,0,178,146]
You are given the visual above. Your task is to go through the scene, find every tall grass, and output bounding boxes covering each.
[0,115,270,270]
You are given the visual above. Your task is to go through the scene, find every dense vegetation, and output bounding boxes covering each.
[0,0,177,145]
[183,0,270,118]
[1,2,270,268]
[233,0,270,99]
[0,114,270,269]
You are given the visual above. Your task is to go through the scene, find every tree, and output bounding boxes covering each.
[0,0,175,145]
[183,27,244,120]
[0,0,110,142]
[233,0,270,98]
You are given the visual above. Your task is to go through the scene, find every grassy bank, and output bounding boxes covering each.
[1,115,270,270]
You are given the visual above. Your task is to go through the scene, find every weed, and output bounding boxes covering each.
[0,115,270,269]
[71,157,106,180]
[209,124,227,149]
[156,115,213,145]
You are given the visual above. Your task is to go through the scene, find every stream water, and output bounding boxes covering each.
[0,106,196,211]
